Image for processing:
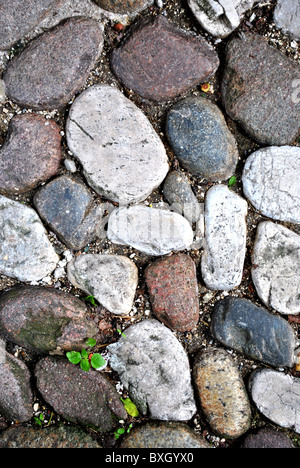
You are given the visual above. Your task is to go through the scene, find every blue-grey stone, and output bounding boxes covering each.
[211,297,297,368]
[166,96,238,181]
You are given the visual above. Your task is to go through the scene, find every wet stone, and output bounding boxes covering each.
[221,33,300,146]
[4,17,104,110]
[240,427,295,449]
[0,286,98,354]
[111,15,219,102]
[193,347,251,439]
[166,96,239,181]
[93,0,153,15]
[34,175,104,251]
[145,253,199,332]
[67,254,139,316]
[35,357,127,432]
[211,297,297,368]
[0,114,62,196]
[120,422,212,448]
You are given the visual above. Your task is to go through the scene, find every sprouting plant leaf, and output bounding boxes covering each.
[117,328,126,338]
[228,175,237,188]
[91,353,106,369]
[80,358,91,372]
[84,295,98,307]
[86,338,96,347]
[121,397,139,418]
[81,349,89,359]
[114,427,126,440]
[66,351,82,365]
[34,413,44,426]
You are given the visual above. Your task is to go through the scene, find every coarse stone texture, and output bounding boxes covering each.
[0,425,102,449]
[251,221,300,316]
[34,175,104,251]
[111,15,220,102]
[0,196,59,282]
[93,0,153,15]
[242,146,300,224]
[67,254,138,316]
[166,96,239,181]
[274,0,300,40]
[107,205,194,256]
[0,286,98,354]
[221,33,300,146]
[145,253,199,332]
[0,114,62,196]
[0,0,62,50]
[211,297,297,368]
[66,84,169,205]
[201,185,247,291]
[120,422,212,448]
[107,319,197,421]
[187,0,256,38]
[0,349,33,423]
[249,369,300,433]
[4,18,104,110]
[193,348,251,439]
[35,357,127,432]
[240,427,295,449]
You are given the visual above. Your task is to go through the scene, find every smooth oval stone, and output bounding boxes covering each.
[120,422,211,448]
[67,254,139,316]
[242,146,300,224]
[93,0,153,15]
[166,96,239,181]
[0,286,98,354]
[4,17,103,110]
[193,348,251,439]
[111,15,219,102]
[107,205,194,256]
[66,84,169,205]
[211,297,297,368]
[107,319,197,421]
[249,369,300,433]
[0,114,62,195]
[35,357,127,432]
[252,221,300,316]
[0,195,59,282]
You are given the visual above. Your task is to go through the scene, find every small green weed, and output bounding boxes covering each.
[228,175,237,188]
[66,338,106,372]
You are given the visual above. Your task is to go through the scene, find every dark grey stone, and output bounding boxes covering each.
[211,297,297,368]
[166,96,238,181]
[163,171,201,223]
[240,427,295,449]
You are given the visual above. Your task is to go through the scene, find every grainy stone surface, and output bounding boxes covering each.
[67,254,139,315]
[201,185,248,291]
[107,319,197,421]
[274,0,300,40]
[251,221,300,316]
[111,15,220,102]
[166,96,238,181]
[249,369,300,433]
[93,0,153,15]
[0,286,98,354]
[193,348,251,439]
[4,17,104,110]
[211,297,297,368]
[242,146,300,224]
[34,175,104,250]
[120,422,212,448]
[221,33,300,145]
[35,357,127,432]
[66,84,169,204]
[0,425,102,449]
[0,196,59,282]
[145,253,199,332]
[240,427,295,449]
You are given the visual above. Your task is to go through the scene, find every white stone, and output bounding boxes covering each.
[66,84,169,205]
[249,369,300,433]
[107,205,194,256]
[274,0,300,40]
[252,221,300,315]
[201,184,248,290]
[107,319,197,420]
[0,195,59,282]
[67,254,138,316]
[187,0,257,38]
[242,146,300,224]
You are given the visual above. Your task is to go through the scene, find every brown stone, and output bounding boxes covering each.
[0,114,62,195]
[111,15,219,102]
[93,0,153,15]
[145,253,199,332]
[4,17,104,110]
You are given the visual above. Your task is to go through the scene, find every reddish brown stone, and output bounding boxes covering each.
[0,114,62,195]
[145,253,199,332]
[111,15,220,102]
